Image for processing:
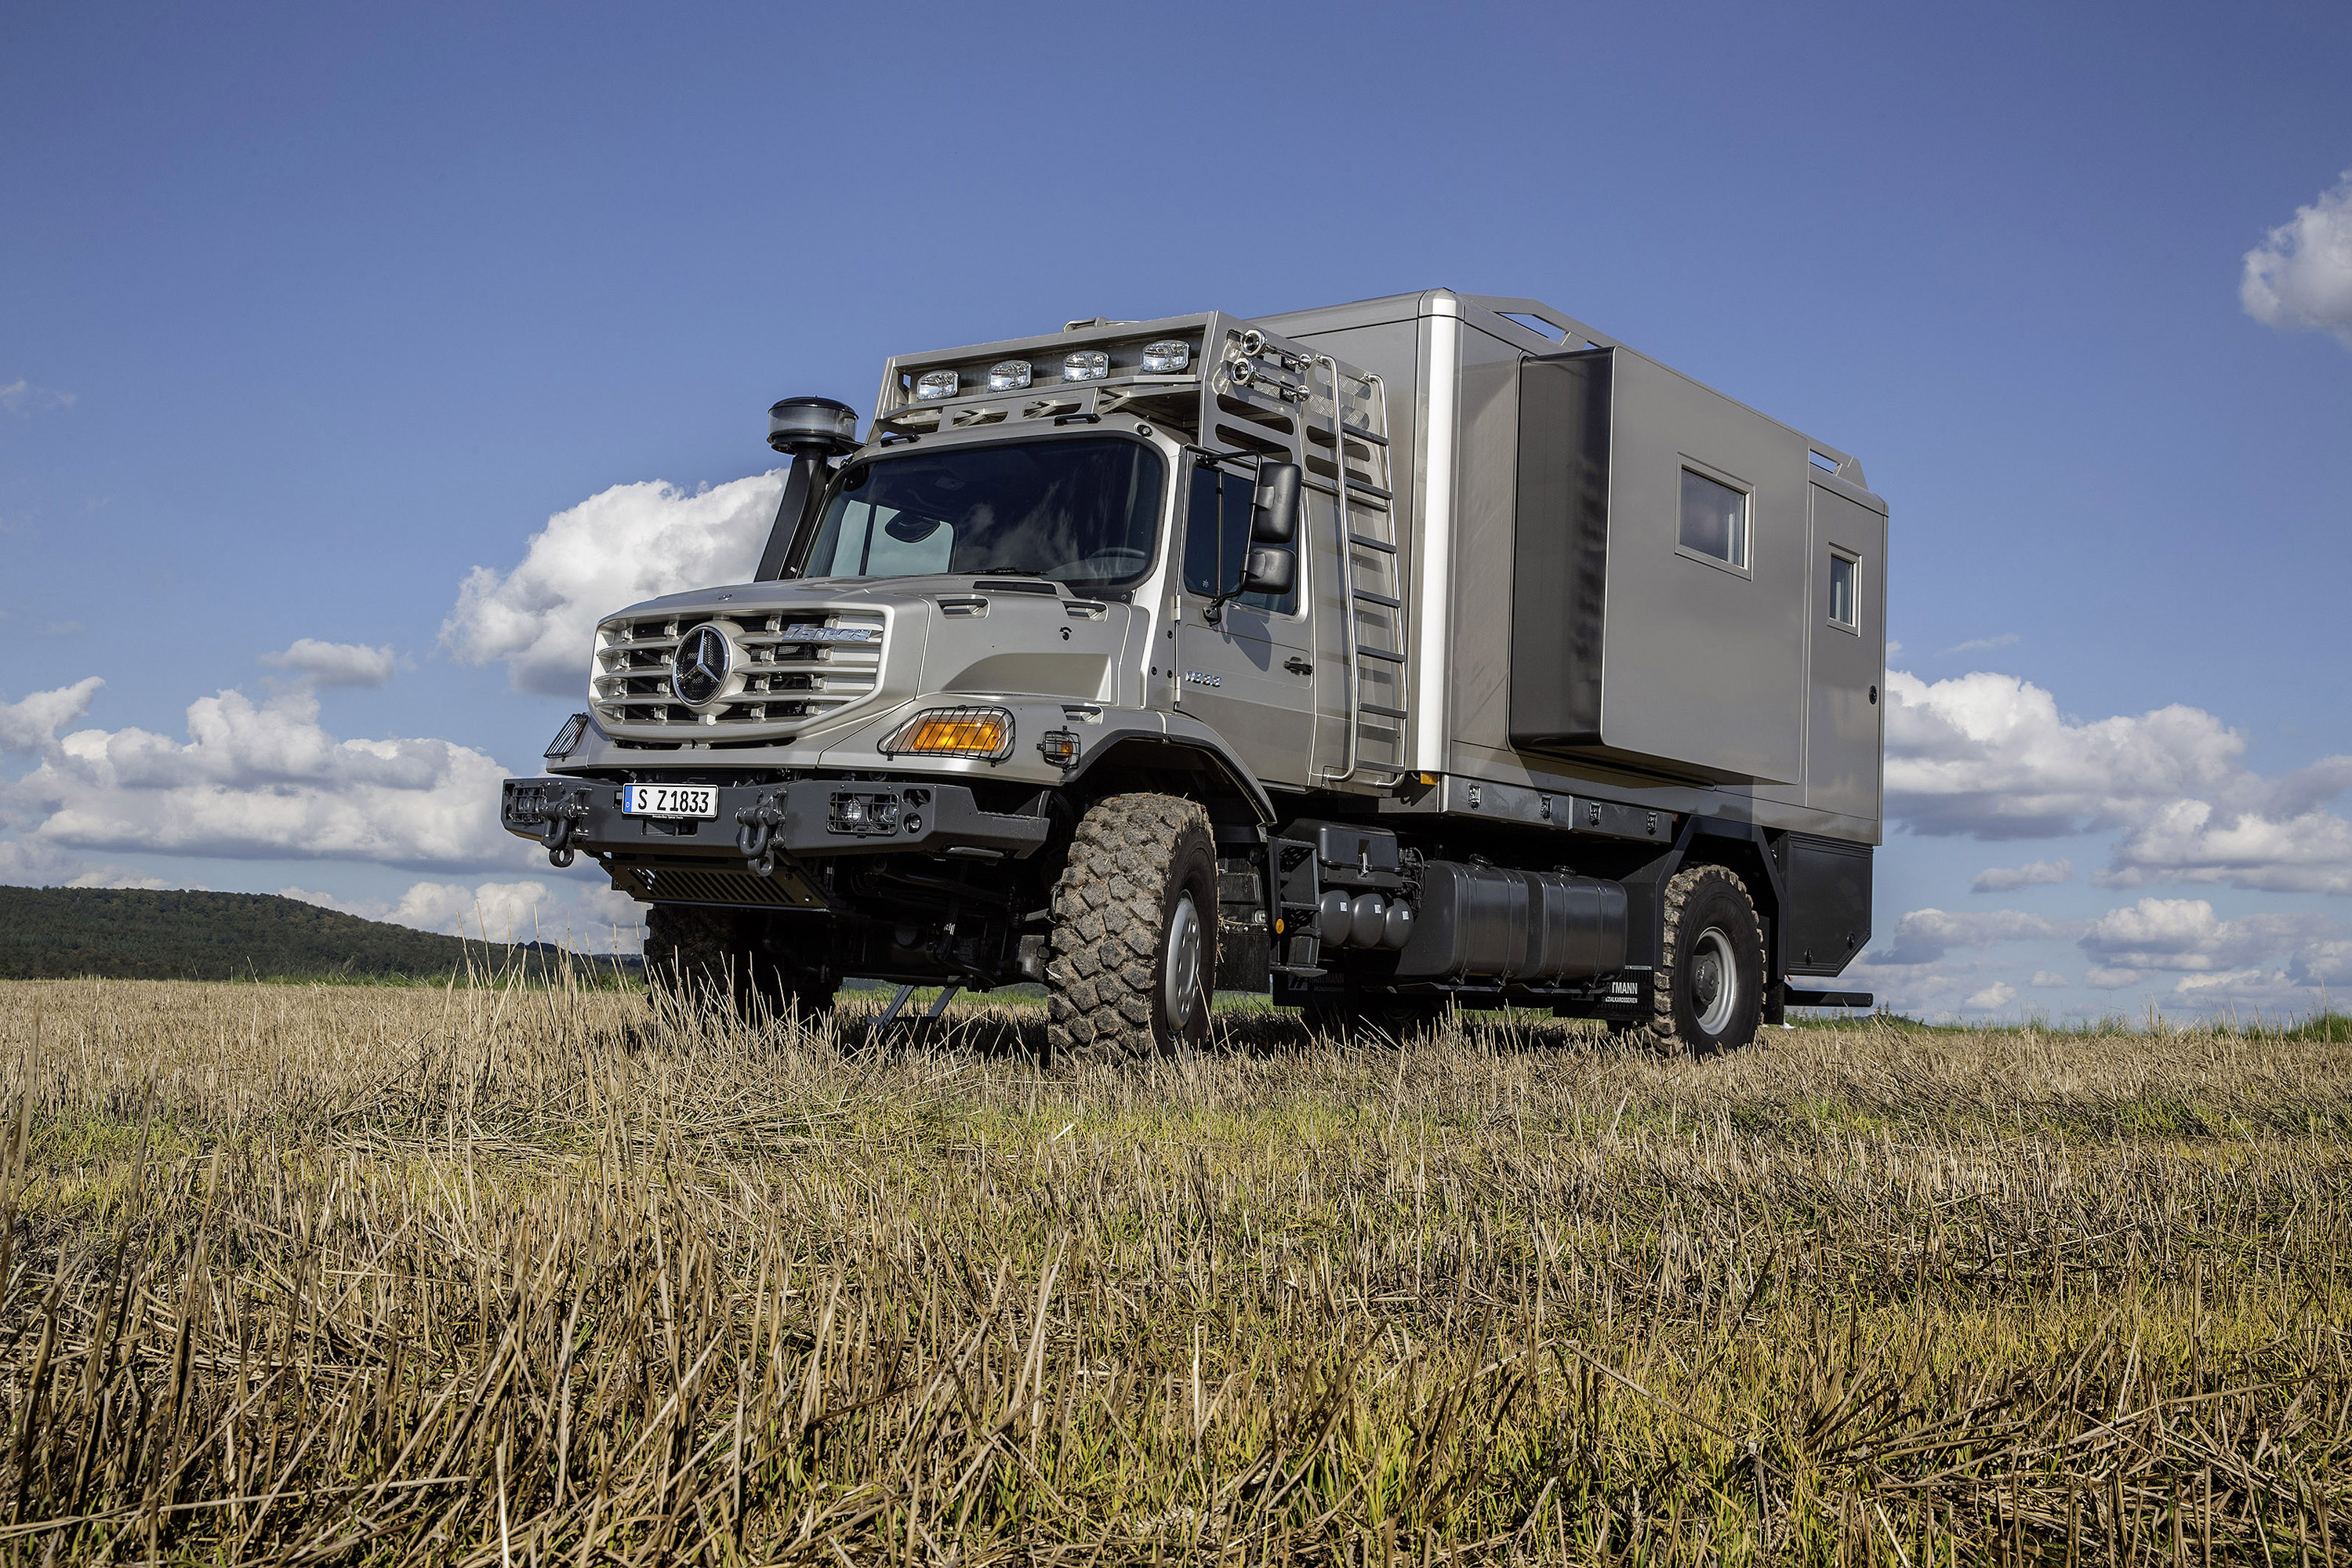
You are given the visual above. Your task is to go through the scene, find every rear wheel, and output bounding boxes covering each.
[644,906,837,1022]
[1642,863,1764,1055]
[1045,793,1218,1066]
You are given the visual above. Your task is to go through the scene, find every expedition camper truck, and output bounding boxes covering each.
[501,291,1884,1059]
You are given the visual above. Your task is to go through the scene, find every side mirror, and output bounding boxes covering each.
[1240,546,1294,597]
[1250,462,1301,544]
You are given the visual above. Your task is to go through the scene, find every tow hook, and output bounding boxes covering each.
[735,791,788,877]
[534,789,591,868]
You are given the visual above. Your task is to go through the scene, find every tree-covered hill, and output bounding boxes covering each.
[0,887,637,982]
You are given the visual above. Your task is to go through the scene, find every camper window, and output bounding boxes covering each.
[1829,552,1859,631]
[1678,467,1749,570]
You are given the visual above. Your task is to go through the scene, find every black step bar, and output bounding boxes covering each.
[1785,989,1875,1009]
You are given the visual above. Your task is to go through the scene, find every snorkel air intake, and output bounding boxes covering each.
[757,396,862,580]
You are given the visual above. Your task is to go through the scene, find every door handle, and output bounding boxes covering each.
[1284,657,1313,676]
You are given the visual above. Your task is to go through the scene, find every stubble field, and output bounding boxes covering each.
[0,977,2347,1565]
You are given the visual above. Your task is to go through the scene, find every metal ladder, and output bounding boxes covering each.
[1310,357,1406,785]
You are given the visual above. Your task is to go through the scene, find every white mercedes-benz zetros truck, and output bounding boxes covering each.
[502,291,1885,1060]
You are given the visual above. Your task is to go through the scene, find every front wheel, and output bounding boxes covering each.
[1642,863,1765,1055]
[1044,793,1218,1066]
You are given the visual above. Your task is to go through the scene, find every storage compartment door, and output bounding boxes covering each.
[1784,836,1873,976]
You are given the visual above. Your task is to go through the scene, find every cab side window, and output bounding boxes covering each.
[1183,465,1296,614]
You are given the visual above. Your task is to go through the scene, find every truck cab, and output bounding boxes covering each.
[501,293,1884,1058]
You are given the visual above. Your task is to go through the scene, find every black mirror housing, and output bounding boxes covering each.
[1250,463,1301,544]
[1240,546,1294,597]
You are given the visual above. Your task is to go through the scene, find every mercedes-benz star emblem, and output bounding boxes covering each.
[670,623,730,706]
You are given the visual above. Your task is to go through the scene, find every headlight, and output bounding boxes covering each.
[1062,350,1109,382]
[877,705,1014,760]
[987,360,1032,391]
[1142,339,1190,373]
[915,368,959,400]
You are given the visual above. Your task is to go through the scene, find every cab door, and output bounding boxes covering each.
[1171,461,1319,787]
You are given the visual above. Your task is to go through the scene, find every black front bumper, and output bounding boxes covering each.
[502,776,1051,871]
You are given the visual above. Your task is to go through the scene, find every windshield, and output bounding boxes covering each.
[797,437,1165,589]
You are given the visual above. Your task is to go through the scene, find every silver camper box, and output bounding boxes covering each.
[1261,291,1888,848]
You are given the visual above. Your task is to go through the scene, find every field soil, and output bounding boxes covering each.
[1,979,2347,1565]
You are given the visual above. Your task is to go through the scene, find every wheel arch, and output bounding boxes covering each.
[1062,724,1274,829]
[1677,818,1788,982]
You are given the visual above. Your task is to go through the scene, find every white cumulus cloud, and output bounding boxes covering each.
[441,471,786,696]
[67,867,183,891]
[6,686,521,869]
[0,678,105,754]
[2164,967,2308,1011]
[1962,981,2017,1011]
[281,877,643,953]
[2241,172,2352,349]
[1971,858,2073,893]
[1886,669,2352,894]
[260,638,399,688]
[2291,938,2352,989]
[0,840,88,884]
[0,836,196,891]
[2092,798,2352,895]
[1859,898,2352,1018]
[1864,907,2081,967]
[1886,670,2245,839]
[2075,898,2325,977]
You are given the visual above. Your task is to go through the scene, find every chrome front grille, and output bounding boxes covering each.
[590,607,887,738]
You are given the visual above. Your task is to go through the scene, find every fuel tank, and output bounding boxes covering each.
[1392,861,1627,982]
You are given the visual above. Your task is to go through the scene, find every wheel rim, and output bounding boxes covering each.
[1164,891,1203,1031]
[1690,927,1738,1035]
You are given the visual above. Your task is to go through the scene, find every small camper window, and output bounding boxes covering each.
[1678,468,1748,569]
[1828,552,1859,631]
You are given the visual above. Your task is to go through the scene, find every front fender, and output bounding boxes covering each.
[1062,711,1275,826]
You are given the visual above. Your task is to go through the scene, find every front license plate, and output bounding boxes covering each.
[622,784,719,819]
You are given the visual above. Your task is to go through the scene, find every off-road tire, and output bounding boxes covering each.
[644,905,836,1022]
[1639,863,1765,1056]
[1045,793,1218,1066]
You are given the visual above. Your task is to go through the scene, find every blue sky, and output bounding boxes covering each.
[4,2,2349,1016]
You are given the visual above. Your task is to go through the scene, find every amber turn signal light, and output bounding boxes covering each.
[877,706,1014,760]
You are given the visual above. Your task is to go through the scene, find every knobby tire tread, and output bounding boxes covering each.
[1045,793,1212,1067]
[1640,862,1762,1056]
